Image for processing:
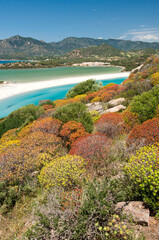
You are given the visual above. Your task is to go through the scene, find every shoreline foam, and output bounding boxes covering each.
[0,72,129,101]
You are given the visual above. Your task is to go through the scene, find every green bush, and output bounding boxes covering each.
[39,100,55,107]
[66,79,102,98]
[124,145,159,212]
[0,104,44,138]
[129,85,159,123]
[53,102,93,133]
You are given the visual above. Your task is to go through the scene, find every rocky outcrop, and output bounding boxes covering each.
[102,104,126,113]
[86,102,104,114]
[115,201,150,226]
[108,98,125,106]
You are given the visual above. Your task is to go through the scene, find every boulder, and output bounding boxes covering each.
[102,105,126,113]
[86,102,103,112]
[115,201,150,226]
[39,99,49,105]
[108,98,125,106]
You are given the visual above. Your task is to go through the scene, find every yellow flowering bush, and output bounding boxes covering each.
[38,155,87,189]
[74,94,87,101]
[124,145,159,211]
[151,72,159,85]
[90,110,100,123]
[91,97,101,103]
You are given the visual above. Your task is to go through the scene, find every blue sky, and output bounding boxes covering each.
[0,0,159,42]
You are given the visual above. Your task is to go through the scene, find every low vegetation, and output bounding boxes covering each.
[0,55,159,239]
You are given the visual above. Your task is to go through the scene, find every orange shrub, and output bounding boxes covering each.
[18,117,62,138]
[60,121,88,148]
[0,131,63,182]
[100,92,113,102]
[116,86,127,93]
[126,118,159,148]
[84,92,97,102]
[96,112,124,125]
[141,69,149,78]
[54,98,80,108]
[42,104,54,111]
[104,84,118,91]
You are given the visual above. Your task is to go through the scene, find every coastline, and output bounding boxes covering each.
[0,72,129,101]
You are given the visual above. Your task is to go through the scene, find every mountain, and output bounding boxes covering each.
[65,43,124,59]
[1,35,159,59]
[0,35,54,58]
[105,39,159,51]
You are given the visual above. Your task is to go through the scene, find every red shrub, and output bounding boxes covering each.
[96,113,123,125]
[116,86,127,93]
[60,121,88,147]
[70,133,111,167]
[126,118,159,148]
[95,113,125,137]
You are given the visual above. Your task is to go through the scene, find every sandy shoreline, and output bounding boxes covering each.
[0,72,129,101]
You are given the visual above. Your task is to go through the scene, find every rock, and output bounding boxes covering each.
[86,102,103,112]
[102,105,126,113]
[108,98,125,106]
[115,201,150,226]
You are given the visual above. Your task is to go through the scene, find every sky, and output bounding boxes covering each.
[0,0,159,42]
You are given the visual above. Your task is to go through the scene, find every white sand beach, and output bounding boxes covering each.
[0,72,129,101]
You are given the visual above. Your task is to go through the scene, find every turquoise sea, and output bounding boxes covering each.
[0,77,126,118]
[0,66,126,118]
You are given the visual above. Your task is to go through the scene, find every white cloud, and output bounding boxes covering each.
[98,37,103,39]
[118,35,127,39]
[119,27,159,42]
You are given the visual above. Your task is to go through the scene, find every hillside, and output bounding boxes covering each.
[0,55,159,240]
[1,35,159,59]
[65,43,124,59]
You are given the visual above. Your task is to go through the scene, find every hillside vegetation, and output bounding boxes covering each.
[0,55,159,240]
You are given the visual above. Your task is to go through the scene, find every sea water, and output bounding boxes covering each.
[0,77,126,118]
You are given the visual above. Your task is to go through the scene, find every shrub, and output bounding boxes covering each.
[100,92,113,102]
[130,85,159,123]
[90,110,100,123]
[74,94,87,101]
[18,117,62,138]
[54,98,80,108]
[127,118,159,149]
[0,132,63,182]
[70,133,111,167]
[84,92,97,102]
[124,145,159,212]
[66,79,102,98]
[42,104,54,111]
[60,121,88,148]
[141,69,149,78]
[53,102,93,133]
[151,72,159,85]
[0,104,44,138]
[95,113,125,138]
[91,96,101,102]
[122,110,140,130]
[39,100,55,107]
[38,155,86,189]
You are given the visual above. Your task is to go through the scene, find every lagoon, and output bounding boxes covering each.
[0,77,126,118]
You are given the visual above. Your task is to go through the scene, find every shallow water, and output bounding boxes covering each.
[0,77,126,118]
[0,66,122,83]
